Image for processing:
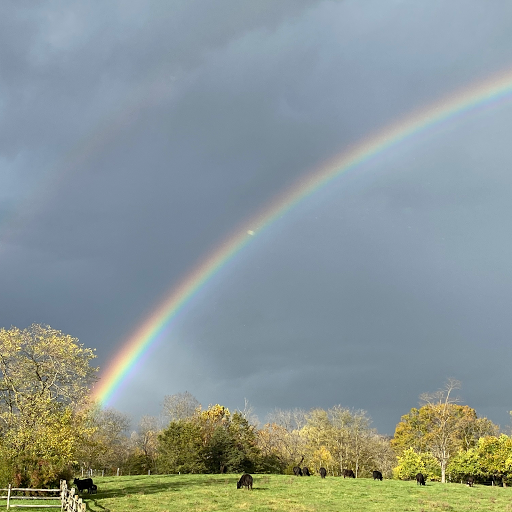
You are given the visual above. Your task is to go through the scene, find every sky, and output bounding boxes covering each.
[2,0,512,434]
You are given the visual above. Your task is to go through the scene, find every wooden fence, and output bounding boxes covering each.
[60,481,86,512]
[0,481,86,511]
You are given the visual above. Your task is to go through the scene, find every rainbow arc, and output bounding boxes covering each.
[93,67,512,406]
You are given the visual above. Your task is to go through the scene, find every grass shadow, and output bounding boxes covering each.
[81,474,243,501]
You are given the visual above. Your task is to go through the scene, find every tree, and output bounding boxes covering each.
[256,422,300,472]
[264,408,307,471]
[447,448,480,483]
[302,408,335,474]
[0,324,98,486]
[363,434,397,479]
[129,415,160,473]
[158,420,206,474]
[162,392,201,422]
[4,405,93,487]
[418,379,462,483]
[326,406,354,475]
[226,412,260,470]
[267,408,307,432]
[344,409,373,477]
[79,407,131,473]
[158,405,262,474]
[263,406,394,477]
[0,324,97,414]
[477,435,512,486]
[392,380,497,483]
[302,406,392,477]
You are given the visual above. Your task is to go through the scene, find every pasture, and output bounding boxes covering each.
[79,474,512,512]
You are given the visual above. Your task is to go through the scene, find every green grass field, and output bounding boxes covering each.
[73,474,512,512]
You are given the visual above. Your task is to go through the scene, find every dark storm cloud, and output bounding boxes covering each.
[2,0,512,433]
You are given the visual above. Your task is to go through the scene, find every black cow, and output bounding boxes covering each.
[293,466,302,476]
[467,476,474,487]
[372,470,383,481]
[342,469,355,478]
[302,467,311,476]
[73,478,94,493]
[319,467,327,479]
[416,473,426,486]
[237,474,253,490]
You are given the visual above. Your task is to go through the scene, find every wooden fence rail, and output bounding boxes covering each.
[0,481,86,511]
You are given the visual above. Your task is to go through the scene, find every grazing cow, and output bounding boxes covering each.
[237,474,253,490]
[73,478,94,493]
[319,467,327,479]
[372,470,383,481]
[302,467,311,476]
[416,473,426,486]
[293,466,303,476]
[342,469,355,478]
[467,476,474,487]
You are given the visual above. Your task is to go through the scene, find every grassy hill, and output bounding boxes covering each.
[79,474,512,512]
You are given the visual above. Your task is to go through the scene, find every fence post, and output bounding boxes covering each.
[117,468,120,477]
[60,480,65,512]
[148,470,151,476]
[6,484,10,510]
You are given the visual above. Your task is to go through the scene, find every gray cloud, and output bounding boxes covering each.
[2,0,512,434]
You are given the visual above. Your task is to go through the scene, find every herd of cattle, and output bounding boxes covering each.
[236,470,477,490]
[236,467,385,490]
[73,470,477,495]
[290,466,382,481]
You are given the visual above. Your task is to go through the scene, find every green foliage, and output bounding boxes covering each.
[4,405,87,487]
[391,408,430,455]
[393,448,441,481]
[476,435,512,483]
[123,448,155,475]
[158,407,262,474]
[447,448,480,482]
[157,420,206,474]
[391,404,492,456]
[446,435,512,484]
[0,447,14,487]
[392,398,498,483]
[255,452,285,474]
[225,412,260,472]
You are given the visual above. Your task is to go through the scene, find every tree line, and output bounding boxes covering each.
[0,325,510,487]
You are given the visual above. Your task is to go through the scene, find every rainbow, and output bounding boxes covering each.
[93,67,512,406]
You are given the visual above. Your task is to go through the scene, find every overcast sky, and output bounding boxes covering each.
[2,0,512,434]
